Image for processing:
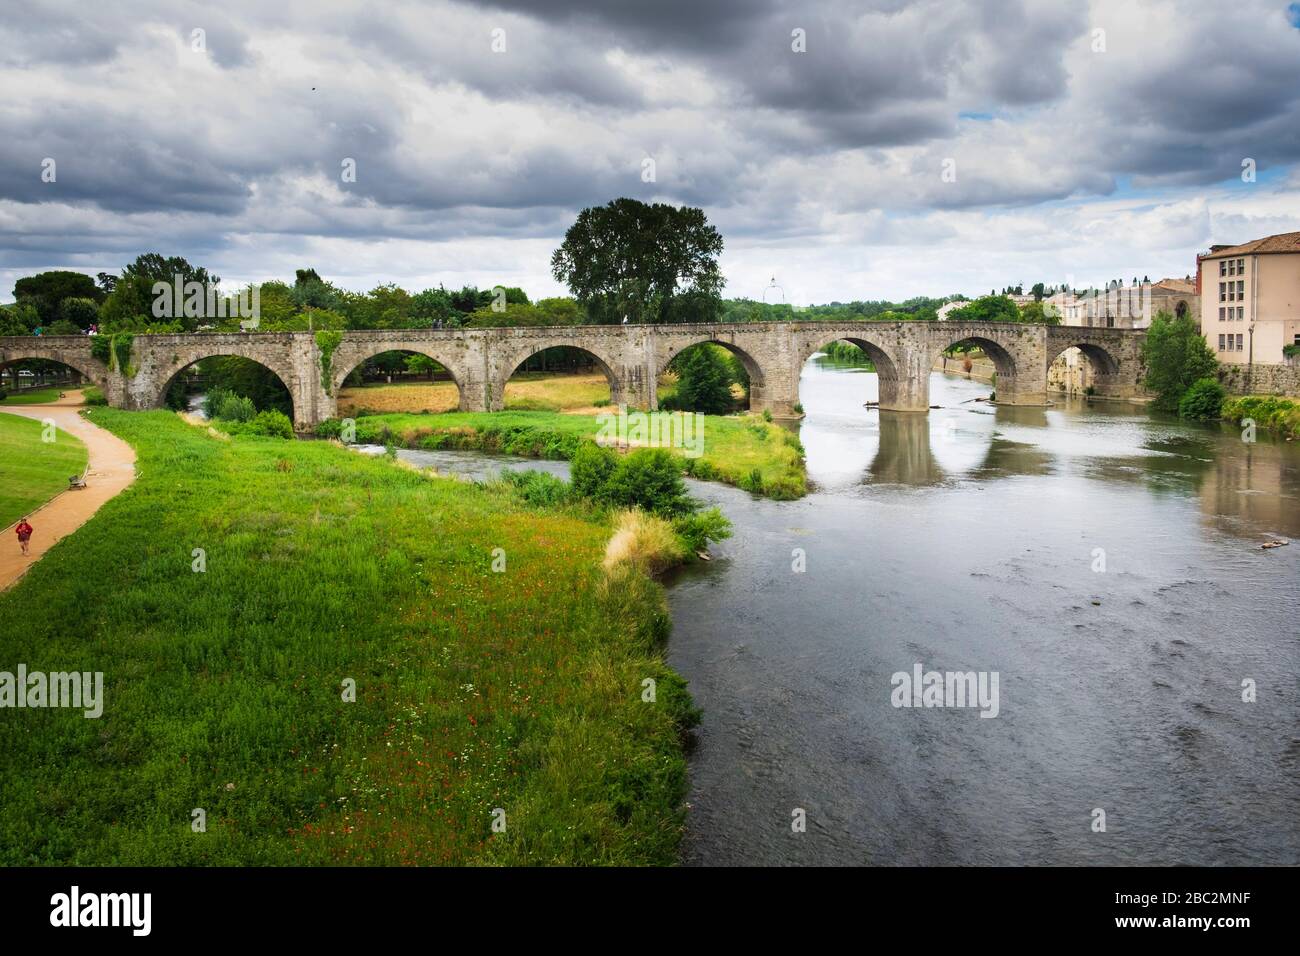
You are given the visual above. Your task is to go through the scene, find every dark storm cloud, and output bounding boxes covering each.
[0,0,1298,294]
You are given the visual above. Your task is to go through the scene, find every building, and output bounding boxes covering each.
[1197,231,1300,365]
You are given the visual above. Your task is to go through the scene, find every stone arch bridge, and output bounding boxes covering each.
[0,322,1148,432]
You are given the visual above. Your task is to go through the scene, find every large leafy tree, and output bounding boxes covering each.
[551,198,723,325]
[99,253,221,332]
[12,271,105,324]
[1142,310,1218,412]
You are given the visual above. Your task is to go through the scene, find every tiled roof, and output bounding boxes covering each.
[1200,231,1300,259]
[1152,278,1195,293]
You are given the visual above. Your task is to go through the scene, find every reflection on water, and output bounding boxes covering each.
[800,362,1300,538]
[668,360,1300,867]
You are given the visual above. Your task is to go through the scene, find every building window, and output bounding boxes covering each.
[1219,260,1227,276]
[1237,280,1244,298]
[1238,258,1245,273]
[1220,282,1226,301]
[1219,334,1226,350]
[1218,307,1225,320]
[1237,307,1244,321]
[1237,333,1244,351]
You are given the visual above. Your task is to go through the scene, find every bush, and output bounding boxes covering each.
[243,409,294,438]
[603,448,694,518]
[0,387,6,401]
[502,469,570,508]
[570,441,619,504]
[214,393,256,423]
[1177,377,1226,421]
[671,507,733,554]
[82,386,107,406]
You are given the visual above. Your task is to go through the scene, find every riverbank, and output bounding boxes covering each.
[0,409,697,865]
[1222,394,1300,440]
[328,410,808,499]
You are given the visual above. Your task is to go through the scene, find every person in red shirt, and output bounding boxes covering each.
[15,518,33,556]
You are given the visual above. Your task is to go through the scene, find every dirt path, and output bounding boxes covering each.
[0,394,136,590]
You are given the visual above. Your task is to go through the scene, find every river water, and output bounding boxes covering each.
[380,358,1299,866]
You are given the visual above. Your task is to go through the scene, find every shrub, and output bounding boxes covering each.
[244,409,294,438]
[0,387,6,401]
[672,507,733,554]
[1177,377,1226,421]
[502,469,570,508]
[603,448,694,518]
[602,510,685,576]
[214,393,256,423]
[203,387,233,419]
[570,441,619,503]
[82,386,107,405]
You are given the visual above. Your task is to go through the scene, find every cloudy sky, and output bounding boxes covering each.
[3,0,1300,305]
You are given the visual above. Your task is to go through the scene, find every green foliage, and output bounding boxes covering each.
[315,329,343,394]
[671,507,733,553]
[82,386,107,406]
[1142,310,1218,412]
[12,271,104,324]
[946,295,1022,324]
[1222,395,1300,440]
[0,302,39,335]
[570,441,620,503]
[58,296,100,330]
[551,198,723,324]
[211,391,256,423]
[46,319,80,336]
[242,409,295,438]
[1177,377,1226,421]
[110,333,135,375]
[667,344,736,414]
[602,449,695,518]
[501,469,571,508]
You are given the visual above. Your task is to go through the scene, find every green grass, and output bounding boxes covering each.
[0,387,65,405]
[340,409,808,499]
[0,412,89,528]
[0,409,696,865]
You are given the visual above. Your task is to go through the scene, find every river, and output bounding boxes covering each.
[378,357,1300,866]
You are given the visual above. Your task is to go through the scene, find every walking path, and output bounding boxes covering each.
[0,391,136,590]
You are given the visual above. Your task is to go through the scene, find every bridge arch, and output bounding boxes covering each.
[331,345,465,412]
[1046,340,1124,399]
[931,333,1019,385]
[797,333,910,408]
[656,337,767,410]
[151,347,299,424]
[494,338,624,411]
[0,340,109,389]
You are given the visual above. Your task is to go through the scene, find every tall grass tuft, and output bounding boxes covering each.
[603,510,685,575]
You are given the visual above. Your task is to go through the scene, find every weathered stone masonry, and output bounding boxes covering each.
[0,322,1151,431]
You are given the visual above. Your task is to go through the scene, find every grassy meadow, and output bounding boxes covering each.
[340,409,808,499]
[0,409,697,865]
[0,386,67,405]
[0,412,89,528]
